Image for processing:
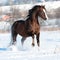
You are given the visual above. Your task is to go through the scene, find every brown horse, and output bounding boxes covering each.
[11,5,48,47]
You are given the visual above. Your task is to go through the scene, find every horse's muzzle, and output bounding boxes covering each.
[45,18,47,20]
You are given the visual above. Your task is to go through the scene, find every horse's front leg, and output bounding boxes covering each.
[32,35,35,46]
[36,33,40,47]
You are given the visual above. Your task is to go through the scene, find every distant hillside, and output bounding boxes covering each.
[0,0,60,6]
[0,0,43,6]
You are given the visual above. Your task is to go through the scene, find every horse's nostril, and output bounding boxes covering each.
[45,18,47,20]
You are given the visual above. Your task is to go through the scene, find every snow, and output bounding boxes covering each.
[0,31,60,60]
[0,51,59,60]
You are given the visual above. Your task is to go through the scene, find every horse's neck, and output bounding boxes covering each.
[31,12,39,23]
[25,12,39,25]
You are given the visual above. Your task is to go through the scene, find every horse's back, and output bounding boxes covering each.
[16,20,25,23]
[12,20,25,28]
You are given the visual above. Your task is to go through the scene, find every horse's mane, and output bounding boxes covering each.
[27,5,40,17]
[27,5,45,17]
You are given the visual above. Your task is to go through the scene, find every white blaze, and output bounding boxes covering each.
[43,9,48,20]
[42,9,49,25]
[38,9,49,25]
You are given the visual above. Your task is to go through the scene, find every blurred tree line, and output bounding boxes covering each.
[0,0,60,6]
[47,7,60,19]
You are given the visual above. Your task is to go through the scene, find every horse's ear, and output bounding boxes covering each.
[40,5,45,8]
[42,5,45,8]
[42,5,46,10]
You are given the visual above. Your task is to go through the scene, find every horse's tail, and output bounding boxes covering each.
[10,21,18,45]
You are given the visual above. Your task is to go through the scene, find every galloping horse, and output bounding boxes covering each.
[11,5,48,47]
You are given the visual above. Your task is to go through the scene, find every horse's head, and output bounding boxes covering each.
[37,5,48,20]
[28,5,48,21]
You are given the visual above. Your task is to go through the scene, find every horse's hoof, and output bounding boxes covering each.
[12,42,16,45]
[37,43,40,47]
[32,43,35,47]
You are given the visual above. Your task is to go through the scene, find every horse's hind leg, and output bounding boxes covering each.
[36,33,40,47]
[21,37,26,46]
[12,31,17,45]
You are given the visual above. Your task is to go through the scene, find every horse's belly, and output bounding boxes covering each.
[17,25,28,37]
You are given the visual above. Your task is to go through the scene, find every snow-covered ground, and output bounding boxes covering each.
[0,31,60,60]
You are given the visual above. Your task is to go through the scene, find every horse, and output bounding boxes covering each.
[11,5,48,47]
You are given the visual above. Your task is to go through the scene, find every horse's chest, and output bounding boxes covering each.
[31,23,40,33]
